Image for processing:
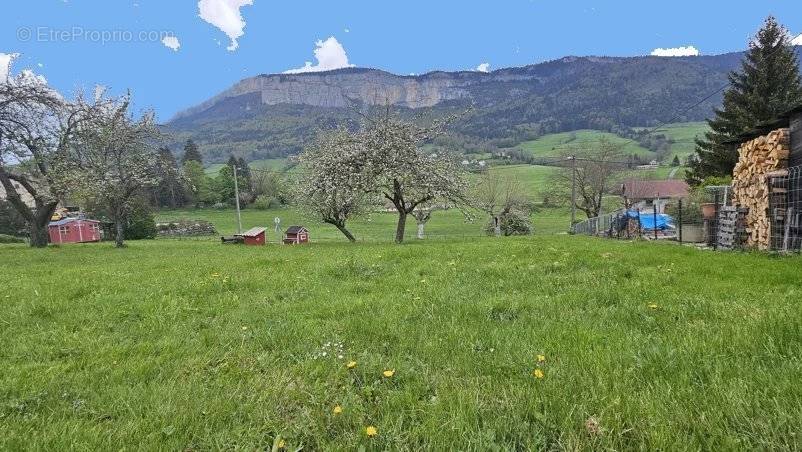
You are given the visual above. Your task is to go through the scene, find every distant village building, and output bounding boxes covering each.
[621,179,689,214]
[635,160,659,170]
[47,218,102,244]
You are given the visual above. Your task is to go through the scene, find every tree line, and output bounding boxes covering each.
[0,61,290,247]
[688,16,802,184]
[147,139,288,211]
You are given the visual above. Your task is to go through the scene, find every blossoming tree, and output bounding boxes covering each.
[67,93,162,247]
[296,128,371,242]
[0,68,104,247]
[355,109,471,243]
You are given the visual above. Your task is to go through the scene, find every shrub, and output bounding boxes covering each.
[485,210,533,236]
[0,234,25,244]
[124,199,157,240]
[666,201,703,224]
[213,202,227,210]
[252,195,280,210]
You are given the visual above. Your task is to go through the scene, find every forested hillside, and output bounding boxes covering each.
[164,49,801,163]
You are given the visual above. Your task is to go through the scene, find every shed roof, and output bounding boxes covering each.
[285,225,307,234]
[621,179,689,199]
[48,218,100,226]
[240,227,267,237]
[722,103,802,145]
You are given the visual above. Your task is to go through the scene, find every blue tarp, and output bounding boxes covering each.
[626,210,673,230]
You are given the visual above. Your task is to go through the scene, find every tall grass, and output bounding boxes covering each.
[1,237,801,449]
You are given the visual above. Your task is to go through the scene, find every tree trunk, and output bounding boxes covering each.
[169,184,177,208]
[395,211,407,243]
[29,222,49,247]
[416,222,425,239]
[114,219,125,248]
[334,223,356,243]
[493,216,501,237]
[29,202,58,248]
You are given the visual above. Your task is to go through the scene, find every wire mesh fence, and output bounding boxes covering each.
[573,208,677,241]
[571,165,802,253]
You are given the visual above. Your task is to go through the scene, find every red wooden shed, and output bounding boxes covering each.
[48,218,102,244]
[238,227,267,246]
[283,226,309,244]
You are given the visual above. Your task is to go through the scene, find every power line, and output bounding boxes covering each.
[638,32,802,137]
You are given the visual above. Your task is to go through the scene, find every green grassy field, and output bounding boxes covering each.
[487,164,558,200]
[2,237,801,450]
[510,124,707,182]
[205,158,288,176]
[155,205,572,240]
[514,130,654,159]
[161,163,571,240]
[646,122,709,162]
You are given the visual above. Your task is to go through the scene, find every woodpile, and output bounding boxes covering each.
[732,128,790,249]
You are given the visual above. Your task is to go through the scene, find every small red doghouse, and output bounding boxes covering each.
[283,226,309,244]
[48,218,102,244]
[239,227,267,246]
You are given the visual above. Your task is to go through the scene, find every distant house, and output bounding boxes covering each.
[48,218,102,244]
[635,160,659,170]
[283,226,309,244]
[621,179,690,214]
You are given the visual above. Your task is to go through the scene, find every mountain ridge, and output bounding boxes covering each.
[170,52,747,122]
[164,49,800,163]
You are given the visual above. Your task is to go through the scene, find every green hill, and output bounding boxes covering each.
[513,130,654,160]
[649,121,709,162]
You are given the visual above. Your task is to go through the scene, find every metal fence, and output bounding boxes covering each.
[571,165,802,253]
[766,165,802,252]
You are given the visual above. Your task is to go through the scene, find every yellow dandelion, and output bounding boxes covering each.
[211,273,220,277]
[537,354,546,363]
[241,326,248,331]
[533,368,545,379]
[277,438,286,449]
[382,369,395,378]
[333,405,343,415]
[346,361,357,369]
[648,303,658,309]
[365,426,378,437]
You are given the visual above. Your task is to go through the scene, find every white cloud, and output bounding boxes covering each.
[476,62,490,73]
[651,46,700,57]
[1,52,20,81]
[162,36,181,52]
[198,0,253,51]
[284,37,354,74]
[792,34,802,46]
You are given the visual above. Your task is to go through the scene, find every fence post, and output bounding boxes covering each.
[678,199,683,244]
[637,208,642,238]
[653,204,658,240]
[712,190,721,251]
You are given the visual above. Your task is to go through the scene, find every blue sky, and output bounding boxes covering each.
[1,1,801,122]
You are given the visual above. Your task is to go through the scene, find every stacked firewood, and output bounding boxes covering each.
[732,128,790,249]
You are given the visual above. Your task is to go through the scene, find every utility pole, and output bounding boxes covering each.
[232,163,242,234]
[570,155,577,227]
